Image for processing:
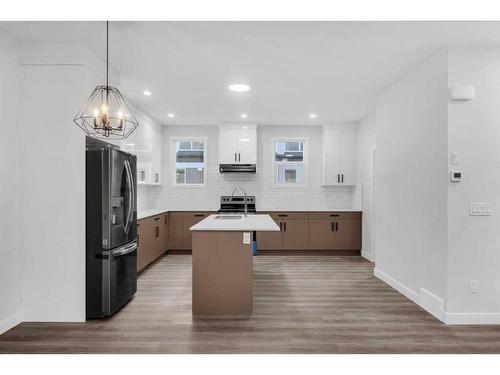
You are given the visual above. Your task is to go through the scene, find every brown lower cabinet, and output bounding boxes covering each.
[137,213,169,272]
[182,213,211,250]
[333,218,362,250]
[258,211,361,251]
[308,213,361,250]
[258,212,309,250]
[168,212,183,249]
[139,211,360,263]
[167,212,214,250]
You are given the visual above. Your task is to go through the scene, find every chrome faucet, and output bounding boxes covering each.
[231,186,248,216]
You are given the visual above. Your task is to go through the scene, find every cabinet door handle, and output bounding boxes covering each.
[278,214,288,217]
[284,222,287,232]
[155,226,159,237]
[336,222,339,231]
[164,215,168,225]
[154,217,160,221]
[337,174,340,183]
[235,153,237,162]
[331,222,334,232]
[238,153,241,162]
[341,174,344,183]
[279,222,282,231]
[330,214,340,217]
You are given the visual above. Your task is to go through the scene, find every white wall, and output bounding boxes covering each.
[356,112,376,261]
[374,49,449,321]
[446,46,500,323]
[19,57,86,322]
[0,31,23,333]
[150,125,360,211]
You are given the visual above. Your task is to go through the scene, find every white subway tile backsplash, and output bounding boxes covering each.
[141,125,362,211]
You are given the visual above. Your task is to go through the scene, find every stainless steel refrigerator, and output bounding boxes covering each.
[86,136,137,319]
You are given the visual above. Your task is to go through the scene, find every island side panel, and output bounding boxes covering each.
[192,231,253,315]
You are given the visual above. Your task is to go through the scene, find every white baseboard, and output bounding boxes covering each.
[374,268,447,323]
[445,312,500,325]
[361,250,374,262]
[373,268,420,305]
[420,288,445,322]
[0,312,23,335]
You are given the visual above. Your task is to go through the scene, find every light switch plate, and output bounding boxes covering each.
[243,232,251,244]
[470,203,492,216]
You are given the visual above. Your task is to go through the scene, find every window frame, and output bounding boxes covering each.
[171,136,208,187]
[271,137,309,188]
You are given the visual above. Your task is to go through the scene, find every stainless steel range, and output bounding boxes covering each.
[218,195,256,214]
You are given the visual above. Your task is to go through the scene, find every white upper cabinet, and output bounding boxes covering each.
[219,124,257,165]
[322,124,357,185]
[120,110,162,185]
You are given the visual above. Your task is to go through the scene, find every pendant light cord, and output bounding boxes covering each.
[106,20,109,88]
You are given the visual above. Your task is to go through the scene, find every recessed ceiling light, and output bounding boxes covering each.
[309,113,317,119]
[241,113,248,118]
[167,113,175,118]
[228,83,250,92]
[143,90,152,96]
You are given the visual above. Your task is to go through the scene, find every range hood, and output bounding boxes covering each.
[219,164,256,173]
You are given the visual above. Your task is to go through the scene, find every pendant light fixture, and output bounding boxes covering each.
[73,21,139,140]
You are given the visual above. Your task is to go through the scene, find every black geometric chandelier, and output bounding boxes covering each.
[73,21,139,140]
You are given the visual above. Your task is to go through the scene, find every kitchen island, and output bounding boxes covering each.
[190,214,280,316]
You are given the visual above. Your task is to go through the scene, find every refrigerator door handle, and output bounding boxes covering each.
[123,159,134,235]
[111,241,137,257]
[128,159,135,226]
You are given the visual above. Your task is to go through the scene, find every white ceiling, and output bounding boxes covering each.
[3,21,500,125]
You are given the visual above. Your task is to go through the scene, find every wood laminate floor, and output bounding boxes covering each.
[1,255,499,354]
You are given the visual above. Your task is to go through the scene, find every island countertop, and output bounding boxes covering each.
[190,214,280,232]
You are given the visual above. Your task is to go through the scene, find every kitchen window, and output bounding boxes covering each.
[172,138,207,185]
[273,139,307,186]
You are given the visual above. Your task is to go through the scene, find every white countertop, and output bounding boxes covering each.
[190,214,281,232]
[137,208,170,220]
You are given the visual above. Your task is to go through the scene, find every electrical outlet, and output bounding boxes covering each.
[243,232,251,244]
[469,280,479,294]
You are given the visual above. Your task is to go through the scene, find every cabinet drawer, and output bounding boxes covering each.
[308,212,361,220]
[267,212,309,220]
[183,212,211,221]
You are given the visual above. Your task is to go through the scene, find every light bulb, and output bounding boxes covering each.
[102,103,108,114]
[117,110,123,119]
[93,109,99,128]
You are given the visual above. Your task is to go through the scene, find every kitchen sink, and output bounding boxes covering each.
[214,215,243,220]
